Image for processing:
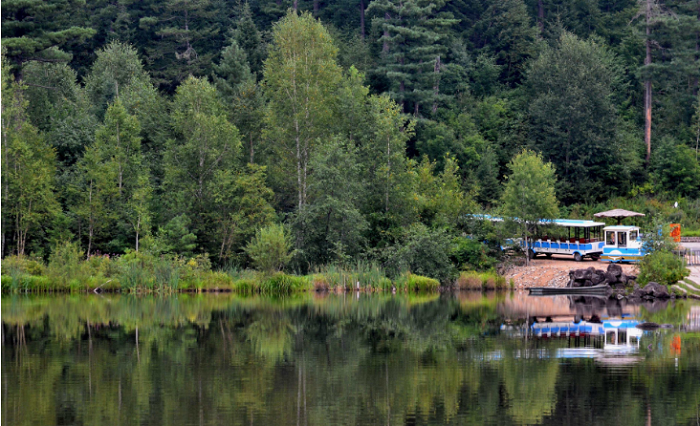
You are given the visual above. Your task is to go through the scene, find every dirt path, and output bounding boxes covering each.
[505,255,639,289]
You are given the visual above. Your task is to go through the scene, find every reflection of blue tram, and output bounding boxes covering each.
[531,321,604,338]
[600,225,645,263]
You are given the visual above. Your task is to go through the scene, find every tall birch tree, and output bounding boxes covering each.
[263,11,342,214]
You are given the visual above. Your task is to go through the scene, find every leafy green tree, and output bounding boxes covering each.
[263,11,342,212]
[367,0,457,115]
[70,145,116,256]
[1,0,95,75]
[1,63,59,256]
[650,135,700,197]
[527,32,623,202]
[630,0,676,165]
[163,76,241,249]
[95,100,143,198]
[294,137,368,266]
[71,100,148,254]
[84,41,153,118]
[245,223,294,273]
[410,156,473,230]
[211,164,276,263]
[364,95,415,216]
[501,149,558,265]
[21,61,98,169]
[385,223,454,282]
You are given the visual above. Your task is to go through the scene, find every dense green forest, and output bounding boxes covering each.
[2,0,700,276]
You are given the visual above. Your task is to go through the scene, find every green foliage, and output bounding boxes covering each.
[212,164,276,263]
[245,224,294,274]
[367,0,458,115]
[650,135,700,198]
[1,0,95,71]
[263,10,342,212]
[152,215,198,256]
[3,0,700,290]
[473,0,538,86]
[501,149,559,260]
[638,251,689,287]
[1,59,60,257]
[449,237,498,271]
[527,32,624,202]
[385,224,454,283]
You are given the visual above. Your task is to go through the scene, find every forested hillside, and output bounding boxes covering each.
[2,0,700,275]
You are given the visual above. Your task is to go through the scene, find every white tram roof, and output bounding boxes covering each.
[471,215,605,228]
[603,225,640,231]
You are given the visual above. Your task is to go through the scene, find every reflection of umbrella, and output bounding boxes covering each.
[594,209,645,225]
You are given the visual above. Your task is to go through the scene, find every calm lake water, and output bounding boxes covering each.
[2,292,700,426]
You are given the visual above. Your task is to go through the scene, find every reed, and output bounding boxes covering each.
[395,272,440,292]
[455,270,507,290]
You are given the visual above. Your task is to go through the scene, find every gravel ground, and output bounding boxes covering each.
[504,255,639,289]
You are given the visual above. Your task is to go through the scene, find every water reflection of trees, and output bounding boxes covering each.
[2,294,700,425]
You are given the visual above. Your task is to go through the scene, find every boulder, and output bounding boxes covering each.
[572,269,590,280]
[641,282,670,299]
[591,269,605,285]
[583,280,594,287]
[603,272,617,285]
[618,274,628,285]
[607,263,623,278]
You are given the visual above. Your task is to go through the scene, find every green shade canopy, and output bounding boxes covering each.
[594,209,645,225]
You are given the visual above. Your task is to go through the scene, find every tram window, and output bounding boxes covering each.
[629,230,638,241]
[606,231,616,245]
[618,232,627,247]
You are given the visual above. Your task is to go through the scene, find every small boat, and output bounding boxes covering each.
[528,284,612,296]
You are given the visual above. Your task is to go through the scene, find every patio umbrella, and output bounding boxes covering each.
[593,209,645,225]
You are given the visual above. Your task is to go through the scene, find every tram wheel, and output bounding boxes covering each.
[573,252,583,262]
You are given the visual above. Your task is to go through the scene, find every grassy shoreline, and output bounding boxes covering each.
[1,254,512,294]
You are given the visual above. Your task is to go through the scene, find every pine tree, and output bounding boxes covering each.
[231,2,266,80]
[472,0,538,87]
[139,0,222,91]
[1,0,95,76]
[367,0,457,115]
[213,40,264,164]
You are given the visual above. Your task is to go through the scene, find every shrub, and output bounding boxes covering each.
[245,224,293,273]
[46,241,86,289]
[386,224,454,282]
[638,250,689,286]
[450,237,498,271]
